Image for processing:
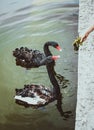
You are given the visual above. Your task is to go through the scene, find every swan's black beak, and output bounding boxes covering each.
[56,46,62,51]
[52,55,60,60]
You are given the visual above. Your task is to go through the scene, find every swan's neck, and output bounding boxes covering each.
[44,41,60,98]
[44,42,53,56]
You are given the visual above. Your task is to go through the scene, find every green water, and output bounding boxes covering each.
[0,0,78,130]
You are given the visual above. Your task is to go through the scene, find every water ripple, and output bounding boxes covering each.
[15,5,33,13]
[0,1,78,27]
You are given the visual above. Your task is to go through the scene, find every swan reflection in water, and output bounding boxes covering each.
[13,41,72,119]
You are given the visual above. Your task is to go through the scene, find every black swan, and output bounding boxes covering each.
[13,41,67,85]
[13,41,62,69]
[14,41,61,107]
[14,41,72,118]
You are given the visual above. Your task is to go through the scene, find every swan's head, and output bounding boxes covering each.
[45,41,62,51]
[50,42,62,51]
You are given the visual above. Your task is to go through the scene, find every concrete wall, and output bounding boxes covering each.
[75,0,94,130]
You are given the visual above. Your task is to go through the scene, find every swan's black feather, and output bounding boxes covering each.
[13,41,59,69]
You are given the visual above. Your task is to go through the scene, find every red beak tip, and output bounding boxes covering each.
[59,49,62,51]
[52,55,60,60]
[56,46,62,51]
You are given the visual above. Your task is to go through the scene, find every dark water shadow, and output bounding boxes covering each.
[55,73,70,88]
[52,72,73,119]
[56,91,72,120]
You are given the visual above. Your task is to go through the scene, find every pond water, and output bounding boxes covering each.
[0,0,79,130]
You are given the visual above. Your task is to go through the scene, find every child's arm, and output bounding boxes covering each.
[81,25,94,42]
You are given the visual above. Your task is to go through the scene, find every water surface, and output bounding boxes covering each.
[0,0,78,130]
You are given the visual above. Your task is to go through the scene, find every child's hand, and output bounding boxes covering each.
[80,32,89,42]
